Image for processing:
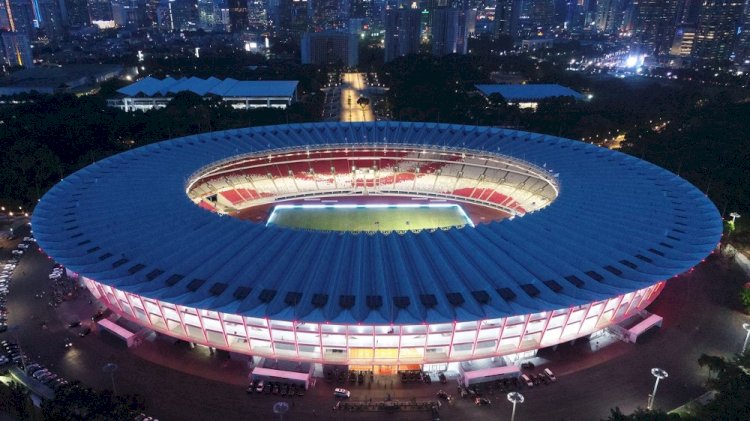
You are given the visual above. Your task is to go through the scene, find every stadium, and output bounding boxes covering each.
[32,122,722,374]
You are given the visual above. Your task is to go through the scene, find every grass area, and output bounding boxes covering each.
[267,204,472,233]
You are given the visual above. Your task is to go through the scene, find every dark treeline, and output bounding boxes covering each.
[0,91,321,207]
[381,53,750,225]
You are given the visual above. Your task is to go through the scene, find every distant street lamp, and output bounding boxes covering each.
[742,323,750,354]
[647,368,668,410]
[102,362,119,394]
[272,401,289,421]
[507,391,525,421]
[730,212,741,224]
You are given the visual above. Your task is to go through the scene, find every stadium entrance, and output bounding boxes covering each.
[349,364,422,375]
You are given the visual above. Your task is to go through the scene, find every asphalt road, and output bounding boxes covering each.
[2,224,749,421]
[340,73,374,122]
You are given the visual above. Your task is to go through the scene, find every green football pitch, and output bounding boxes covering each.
[267,204,473,233]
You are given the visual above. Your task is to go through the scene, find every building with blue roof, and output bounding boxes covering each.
[32,122,721,367]
[475,84,585,110]
[107,76,299,112]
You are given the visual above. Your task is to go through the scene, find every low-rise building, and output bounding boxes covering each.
[107,76,299,111]
[0,64,126,96]
[475,83,584,110]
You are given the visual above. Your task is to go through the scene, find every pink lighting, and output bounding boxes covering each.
[80,277,665,365]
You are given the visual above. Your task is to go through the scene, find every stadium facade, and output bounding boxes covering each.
[32,122,722,368]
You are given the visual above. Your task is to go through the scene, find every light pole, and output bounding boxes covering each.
[102,362,118,394]
[272,401,289,421]
[507,391,524,421]
[729,212,741,224]
[742,323,750,354]
[647,368,668,410]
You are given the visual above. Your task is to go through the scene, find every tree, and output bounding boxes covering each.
[8,381,30,418]
[602,407,687,420]
[693,351,750,420]
[698,353,727,380]
[739,288,750,314]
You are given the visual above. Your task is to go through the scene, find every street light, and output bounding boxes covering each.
[272,401,289,421]
[730,212,741,224]
[647,368,668,410]
[507,391,525,421]
[742,323,750,354]
[102,362,119,394]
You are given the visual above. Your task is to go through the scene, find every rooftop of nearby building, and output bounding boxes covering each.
[475,84,584,101]
[117,76,299,98]
[0,64,125,95]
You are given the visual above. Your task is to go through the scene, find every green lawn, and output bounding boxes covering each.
[267,205,471,233]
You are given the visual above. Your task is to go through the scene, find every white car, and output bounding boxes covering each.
[17,244,28,249]
[520,374,534,387]
[11,250,22,255]
[334,388,351,398]
[544,368,557,382]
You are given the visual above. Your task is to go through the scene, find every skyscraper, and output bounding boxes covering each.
[310,0,343,30]
[1,31,33,67]
[494,0,519,38]
[631,0,679,55]
[670,24,696,56]
[0,0,15,30]
[594,0,622,34]
[8,0,36,33]
[431,6,468,55]
[350,0,371,20]
[39,0,65,37]
[734,0,750,63]
[65,0,91,27]
[227,0,248,31]
[384,6,421,62]
[247,0,268,29]
[111,0,146,28]
[301,30,358,66]
[88,0,112,22]
[692,0,743,62]
[277,0,308,32]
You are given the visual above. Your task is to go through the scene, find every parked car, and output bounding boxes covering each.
[91,310,105,321]
[520,361,535,370]
[544,368,557,382]
[520,374,534,388]
[333,388,351,398]
[475,397,491,406]
[79,327,91,337]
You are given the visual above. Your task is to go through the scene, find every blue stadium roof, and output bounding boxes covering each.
[117,76,299,98]
[32,122,722,324]
[475,84,584,101]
